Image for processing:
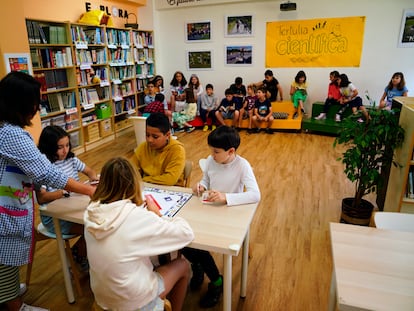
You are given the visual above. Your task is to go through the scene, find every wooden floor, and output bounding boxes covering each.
[3,128,374,311]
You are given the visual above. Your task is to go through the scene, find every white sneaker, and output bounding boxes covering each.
[315,113,326,120]
[19,303,49,311]
[19,283,27,296]
[335,114,341,122]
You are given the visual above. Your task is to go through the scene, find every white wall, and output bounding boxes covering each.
[141,0,414,112]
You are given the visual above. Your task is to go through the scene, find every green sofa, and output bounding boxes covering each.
[302,102,353,135]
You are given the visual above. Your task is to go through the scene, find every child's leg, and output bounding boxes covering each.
[233,110,240,127]
[156,258,190,311]
[248,110,253,129]
[267,115,274,128]
[238,109,245,127]
[252,115,259,128]
[359,106,369,119]
[215,111,225,125]
[69,224,87,258]
[181,248,220,283]
[170,96,176,113]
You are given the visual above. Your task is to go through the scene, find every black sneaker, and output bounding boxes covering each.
[199,277,223,308]
[186,126,195,133]
[247,128,254,134]
[265,128,273,134]
[255,128,261,133]
[190,263,204,290]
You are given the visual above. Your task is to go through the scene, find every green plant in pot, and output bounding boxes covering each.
[334,104,405,226]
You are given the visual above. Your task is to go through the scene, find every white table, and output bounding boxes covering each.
[329,222,414,311]
[42,184,258,311]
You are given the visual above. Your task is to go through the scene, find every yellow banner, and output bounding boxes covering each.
[266,16,365,67]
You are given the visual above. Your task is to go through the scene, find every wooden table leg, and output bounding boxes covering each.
[53,217,75,303]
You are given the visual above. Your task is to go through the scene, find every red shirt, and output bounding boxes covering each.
[328,83,341,100]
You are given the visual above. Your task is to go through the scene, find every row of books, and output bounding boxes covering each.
[76,68,109,86]
[26,20,67,44]
[31,47,73,69]
[112,82,134,100]
[106,29,131,47]
[75,48,106,66]
[135,63,154,79]
[114,97,136,115]
[109,66,134,81]
[40,91,76,114]
[133,48,154,63]
[132,31,154,48]
[34,70,69,92]
[136,79,149,92]
[406,170,414,200]
[82,113,98,125]
[71,26,105,45]
[41,114,79,132]
[79,87,110,107]
[108,48,134,64]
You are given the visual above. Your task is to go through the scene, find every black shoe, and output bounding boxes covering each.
[293,112,298,119]
[247,128,254,134]
[255,128,261,133]
[265,128,273,134]
[199,277,223,308]
[190,263,204,290]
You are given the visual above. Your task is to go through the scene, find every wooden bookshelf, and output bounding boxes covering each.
[25,18,155,153]
[384,97,414,213]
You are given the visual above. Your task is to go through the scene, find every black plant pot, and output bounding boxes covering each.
[340,198,374,226]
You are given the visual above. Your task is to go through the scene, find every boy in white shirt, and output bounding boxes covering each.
[182,126,260,308]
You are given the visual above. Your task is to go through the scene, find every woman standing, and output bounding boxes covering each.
[0,72,95,311]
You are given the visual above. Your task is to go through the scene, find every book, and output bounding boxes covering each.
[87,88,100,104]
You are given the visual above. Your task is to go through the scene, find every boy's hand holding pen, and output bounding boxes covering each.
[194,182,206,197]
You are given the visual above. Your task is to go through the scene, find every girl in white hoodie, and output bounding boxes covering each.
[84,157,194,311]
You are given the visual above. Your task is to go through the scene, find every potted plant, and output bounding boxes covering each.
[334,102,405,225]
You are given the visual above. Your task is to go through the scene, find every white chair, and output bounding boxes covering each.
[199,158,207,172]
[183,160,193,188]
[374,212,414,232]
[129,116,147,148]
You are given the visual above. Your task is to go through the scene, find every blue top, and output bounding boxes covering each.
[0,122,68,266]
[384,86,408,103]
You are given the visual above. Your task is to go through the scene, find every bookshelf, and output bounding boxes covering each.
[106,26,136,133]
[25,18,156,153]
[132,30,154,110]
[71,23,114,150]
[26,19,83,153]
[384,97,414,213]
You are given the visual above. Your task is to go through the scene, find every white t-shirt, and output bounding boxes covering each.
[199,155,261,206]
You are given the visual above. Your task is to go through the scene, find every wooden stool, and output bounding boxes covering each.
[26,223,83,297]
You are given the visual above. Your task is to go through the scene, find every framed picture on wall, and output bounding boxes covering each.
[185,20,211,42]
[4,53,33,75]
[225,45,253,65]
[225,15,253,37]
[186,50,213,70]
[398,9,414,47]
